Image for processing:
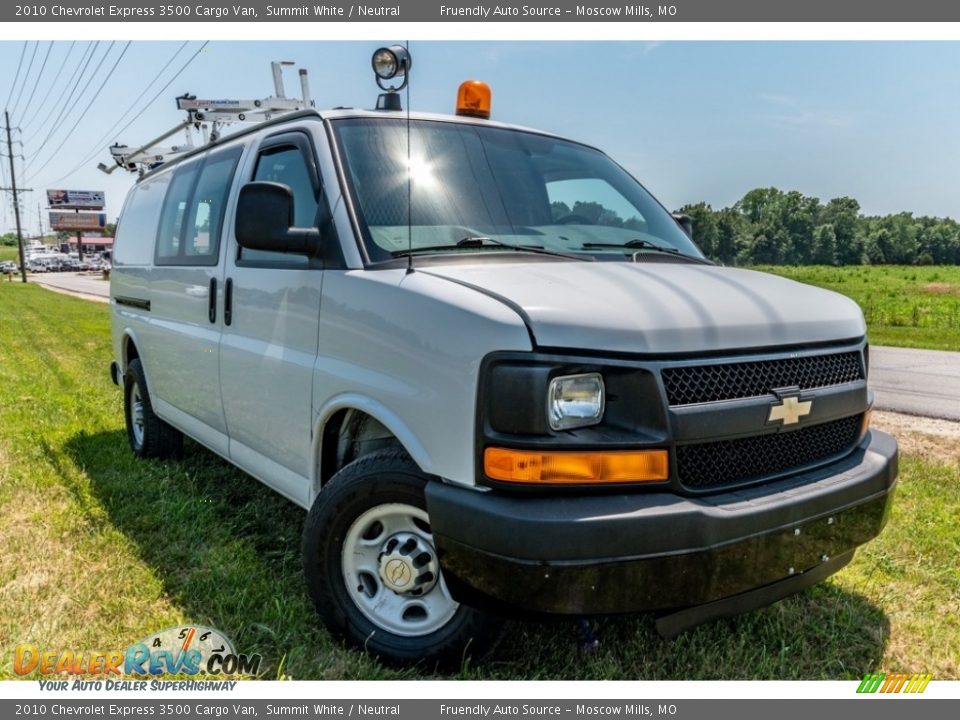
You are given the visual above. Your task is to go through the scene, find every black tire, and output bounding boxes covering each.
[302,447,503,668]
[123,358,183,459]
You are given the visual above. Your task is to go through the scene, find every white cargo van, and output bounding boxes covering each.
[110,48,897,667]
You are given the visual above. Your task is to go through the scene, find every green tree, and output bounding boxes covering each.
[670,186,959,266]
[715,207,747,264]
[676,202,719,258]
[821,197,862,265]
[812,224,838,265]
[749,230,791,264]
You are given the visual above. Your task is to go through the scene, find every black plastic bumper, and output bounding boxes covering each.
[425,430,897,617]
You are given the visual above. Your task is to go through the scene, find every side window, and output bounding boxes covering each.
[155,146,242,266]
[239,140,319,267]
[114,172,172,266]
[156,161,199,262]
[546,178,649,233]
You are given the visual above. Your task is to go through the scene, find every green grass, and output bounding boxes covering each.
[0,282,957,680]
[759,265,960,351]
[0,246,20,262]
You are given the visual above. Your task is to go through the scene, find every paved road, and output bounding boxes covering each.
[870,345,960,421]
[26,273,960,420]
[29,271,109,303]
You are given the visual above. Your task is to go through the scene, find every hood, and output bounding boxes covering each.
[419,261,865,355]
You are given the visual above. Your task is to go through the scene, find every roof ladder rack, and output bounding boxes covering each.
[99,61,313,176]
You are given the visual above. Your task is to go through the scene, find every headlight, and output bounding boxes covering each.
[547,373,605,431]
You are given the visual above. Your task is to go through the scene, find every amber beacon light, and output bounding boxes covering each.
[456,80,492,119]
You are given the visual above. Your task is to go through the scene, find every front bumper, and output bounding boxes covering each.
[425,429,897,618]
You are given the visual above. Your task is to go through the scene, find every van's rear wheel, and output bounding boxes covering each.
[302,447,502,667]
[123,358,182,459]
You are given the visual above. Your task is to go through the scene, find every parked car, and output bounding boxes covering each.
[109,48,897,667]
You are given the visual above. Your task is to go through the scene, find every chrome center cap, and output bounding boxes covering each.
[377,532,440,596]
[382,557,414,590]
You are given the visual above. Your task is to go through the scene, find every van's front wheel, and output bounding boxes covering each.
[302,448,502,668]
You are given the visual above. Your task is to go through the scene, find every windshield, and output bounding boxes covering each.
[332,118,704,263]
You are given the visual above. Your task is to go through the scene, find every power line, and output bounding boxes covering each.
[24,41,99,151]
[26,41,105,162]
[4,42,27,112]
[16,41,55,127]
[27,41,132,184]
[40,41,209,188]
[42,41,192,186]
[9,42,39,120]
[22,41,79,144]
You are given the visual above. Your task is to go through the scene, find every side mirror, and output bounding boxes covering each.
[672,213,694,240]
[235,181,321,255]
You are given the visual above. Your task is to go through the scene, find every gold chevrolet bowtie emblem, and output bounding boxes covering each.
[768,396,813,425]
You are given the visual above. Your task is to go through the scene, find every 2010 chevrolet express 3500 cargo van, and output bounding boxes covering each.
[110,48,897,666]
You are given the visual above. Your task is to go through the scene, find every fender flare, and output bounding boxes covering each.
[310,393,435,501]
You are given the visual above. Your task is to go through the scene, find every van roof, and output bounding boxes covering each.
[136,107,574,182]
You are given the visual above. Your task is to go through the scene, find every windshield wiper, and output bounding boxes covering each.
[391,236,590,261]
[582,238,679,252]
[580,239,712,264]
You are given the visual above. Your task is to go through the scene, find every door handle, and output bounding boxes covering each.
[224,278,233,326]
[208,277,217,323]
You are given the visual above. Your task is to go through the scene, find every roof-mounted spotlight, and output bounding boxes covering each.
[372,45,412,111]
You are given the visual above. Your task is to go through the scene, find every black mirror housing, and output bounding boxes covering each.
[672,213,694,240]
[235,181,321,255]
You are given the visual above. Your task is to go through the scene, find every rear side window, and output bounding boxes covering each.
[155,146,242,266]
[114,172,172,266]
[156,161,199,262]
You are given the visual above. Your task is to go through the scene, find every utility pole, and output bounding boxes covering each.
[76,209,83,262]
[36,203,43,241]
[4,110,27,283]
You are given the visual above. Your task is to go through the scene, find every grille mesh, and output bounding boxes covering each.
[675,415,863,490]
[661,351,864,406]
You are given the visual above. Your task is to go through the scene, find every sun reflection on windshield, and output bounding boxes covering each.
[405,156,437,188]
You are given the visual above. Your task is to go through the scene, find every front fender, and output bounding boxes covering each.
[310,393,436,504]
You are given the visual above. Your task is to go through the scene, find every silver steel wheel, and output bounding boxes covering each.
[129,384,145,448]
[341,502,458,637]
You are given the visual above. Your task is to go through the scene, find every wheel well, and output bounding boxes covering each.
[319,409,402,487]
[124,336,140,369]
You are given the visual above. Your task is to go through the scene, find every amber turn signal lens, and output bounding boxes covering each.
[484,447,669,484]
[456,80,492,119]
[860,408,873,439]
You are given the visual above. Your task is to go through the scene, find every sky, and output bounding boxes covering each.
[2,40,960,235]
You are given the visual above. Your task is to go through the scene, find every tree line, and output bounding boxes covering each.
[677,188,960,266]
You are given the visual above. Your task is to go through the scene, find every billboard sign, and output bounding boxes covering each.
[46,189,105,210]
[49,211,107,232]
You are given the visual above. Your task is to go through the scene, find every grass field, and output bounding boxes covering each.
[0,281,958,681]
[760,265,960,351]
[0,246,19,262]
